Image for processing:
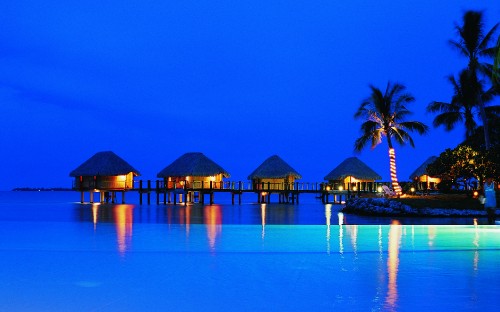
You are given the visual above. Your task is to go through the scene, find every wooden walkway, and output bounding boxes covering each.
[132,180,380,205]
[76,180,388,205]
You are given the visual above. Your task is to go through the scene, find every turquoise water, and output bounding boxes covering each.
[0,192,499,311]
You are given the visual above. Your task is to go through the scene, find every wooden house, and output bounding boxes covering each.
[324,157,381,192]
[157,152,230,203]
[247,155,302,191]
[69,151,140,203]
[157,152,230,188]
[409,156,441,191]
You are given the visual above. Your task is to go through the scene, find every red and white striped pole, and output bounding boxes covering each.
[389,148,402,195]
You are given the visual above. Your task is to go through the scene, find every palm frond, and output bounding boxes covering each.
[478,22,499,51]
[449,39,470,57]
[427,101,455,113]
[359,120,379,134]
[354,99,372,119]
[399,121,429,135]
[392,128,416,147]
[432,112,463,130]
[394,109,412,122]
[354,134,371,152]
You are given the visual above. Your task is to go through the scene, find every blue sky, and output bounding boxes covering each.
[1,0,499,190]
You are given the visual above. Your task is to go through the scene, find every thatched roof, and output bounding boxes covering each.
[324,157,381,181]
[409,156,438,180]
[70,151,140,177]
[247,155,302,180]
[157,152,230,178]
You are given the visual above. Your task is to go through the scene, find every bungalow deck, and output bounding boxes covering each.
[75,179,388,205]
[131,180,383,205]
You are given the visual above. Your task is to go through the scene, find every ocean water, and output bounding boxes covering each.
[0,191,499,311]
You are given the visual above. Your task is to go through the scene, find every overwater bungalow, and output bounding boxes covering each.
[157,152,230,203]
[324,157,381,192]
[69,151,140,203]
[248,155,302,192]
[409,156,441,191]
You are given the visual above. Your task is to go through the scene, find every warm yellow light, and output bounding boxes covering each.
[473,191,479,198]
[117,175,127,181]
[337,212,344,226]
[377,186,382,192]
[410,187,415,193]
[204,205,222,251]
[353,186,357,191]
[385,220,402,309]
[338,186,344,191]
[114,205,133,256]
[326,186,331,191]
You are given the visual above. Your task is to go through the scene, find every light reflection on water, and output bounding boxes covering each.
[385,220,402,311]
[0,192,499,311]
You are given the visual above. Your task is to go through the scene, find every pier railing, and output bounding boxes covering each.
[135,180,392,193]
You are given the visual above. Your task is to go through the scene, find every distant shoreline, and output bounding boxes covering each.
[11,187,72,192]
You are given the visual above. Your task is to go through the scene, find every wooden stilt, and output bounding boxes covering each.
[139,180,143,205]
[156,180,160,205]
[147,180,151,205]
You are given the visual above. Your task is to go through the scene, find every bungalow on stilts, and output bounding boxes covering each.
[409,156,441,192]
[157,152,230,205]
[247,155,302,204]
[70,151,140,203]
[324,157,382,195]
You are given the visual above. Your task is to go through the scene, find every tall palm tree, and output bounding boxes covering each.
[354,82,429,195]
[427,70,482,139]
[450,10,499,149]
[493,36,500,87]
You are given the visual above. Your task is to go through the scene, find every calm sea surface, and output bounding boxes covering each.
[0,191,499,311]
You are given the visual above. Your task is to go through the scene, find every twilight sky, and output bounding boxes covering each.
[1,0,499,190]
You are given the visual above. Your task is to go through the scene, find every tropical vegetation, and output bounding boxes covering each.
[353,82,429,196]
[427,70,486,139]
[446,10,499,149]
[426,144,500,191]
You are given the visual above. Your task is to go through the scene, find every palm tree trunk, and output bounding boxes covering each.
[388,148,402,196]
[478,95,491,150]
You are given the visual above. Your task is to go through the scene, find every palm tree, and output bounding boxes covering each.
[427,70,498,143]
[354,82,429,195]
[493,35,500,87]
[427,70,482,139]
[450,10,499,149]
